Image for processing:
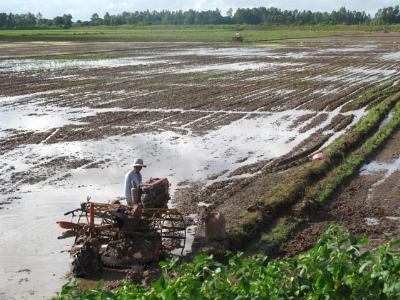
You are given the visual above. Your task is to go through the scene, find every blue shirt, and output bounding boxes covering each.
[124,170,142,202]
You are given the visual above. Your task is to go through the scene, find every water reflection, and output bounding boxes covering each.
[0,57,170,73]
[1,109,316,197]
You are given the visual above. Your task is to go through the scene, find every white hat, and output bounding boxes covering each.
[132,158,146,167]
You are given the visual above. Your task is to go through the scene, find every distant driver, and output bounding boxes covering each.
[124,158,146,205]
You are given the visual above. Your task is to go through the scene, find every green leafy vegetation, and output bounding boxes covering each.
[55,225,400,299]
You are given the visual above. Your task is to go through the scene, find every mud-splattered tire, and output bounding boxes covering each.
[70,243,102,277]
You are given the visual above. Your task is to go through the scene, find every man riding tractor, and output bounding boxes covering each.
[124,158,170,208]
[124,158,146,205]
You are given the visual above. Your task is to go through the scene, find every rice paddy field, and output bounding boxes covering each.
[1,31,400,299]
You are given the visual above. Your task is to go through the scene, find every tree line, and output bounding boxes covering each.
[1,6,400,29]
[0,13,72,29]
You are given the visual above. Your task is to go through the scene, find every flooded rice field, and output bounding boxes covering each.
[1,35,400,299]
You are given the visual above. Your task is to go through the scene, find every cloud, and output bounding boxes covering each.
[1,0,399,20]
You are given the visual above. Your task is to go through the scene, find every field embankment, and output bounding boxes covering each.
[226,87,400,258]
[1,24,400,43]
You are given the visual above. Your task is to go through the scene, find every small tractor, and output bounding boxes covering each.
[57,178,187,277]
[232,32,243,42]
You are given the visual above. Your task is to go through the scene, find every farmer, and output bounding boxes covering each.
[124,158,146,205]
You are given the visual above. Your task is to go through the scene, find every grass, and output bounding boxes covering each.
[55,225,400,300]
[340,80,396,112]
[1,24,400,43]
[324,89,400,162]
[260,217,303,246]
[308,100,400,203]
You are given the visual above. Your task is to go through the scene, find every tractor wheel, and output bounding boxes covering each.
[70,242,102,277]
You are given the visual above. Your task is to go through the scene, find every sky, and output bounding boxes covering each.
[1,0,399,21]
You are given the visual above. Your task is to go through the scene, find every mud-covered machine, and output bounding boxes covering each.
[56,178,187,277]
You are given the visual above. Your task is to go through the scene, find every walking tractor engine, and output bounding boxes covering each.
[56,177,186,278]
[141,177,170,208]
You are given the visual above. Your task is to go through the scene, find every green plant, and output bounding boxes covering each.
[261,217,303,246]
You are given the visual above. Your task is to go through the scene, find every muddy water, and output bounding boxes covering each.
[0,57,170,73]
[0,191,75,300]
[360,157,400,202]
[0,103,91,132]
[380,51,400,60]
[177,61,304,73]
[1,108,317,193]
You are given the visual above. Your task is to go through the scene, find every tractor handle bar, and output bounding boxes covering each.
[64,207,108,218]
[64,208,81,216]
